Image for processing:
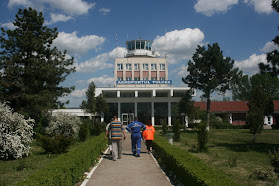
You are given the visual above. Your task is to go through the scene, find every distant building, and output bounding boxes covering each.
[194,101,279,127]
[96,39,193,125]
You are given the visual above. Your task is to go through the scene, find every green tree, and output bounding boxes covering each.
[247,87,274,143]
[232,73,279,100]
[182,43,242,130]
[0,8,75,122]
[259,0,279,75]
[81,81,109,125]
[178,89,196,121]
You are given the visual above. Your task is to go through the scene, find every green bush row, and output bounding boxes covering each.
[16,133,107,186]
[153,133,240,186]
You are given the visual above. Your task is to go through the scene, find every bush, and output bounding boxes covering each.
[161,119,168,135]
[269,148,279,173]
[197,122,208,151]
[46,112,82,139]
[91,122,106,136]
[152,133,238,185]
[38,134,74,153]
[0,102,34,160]
[79,122,90,141]
[172,119,181,142]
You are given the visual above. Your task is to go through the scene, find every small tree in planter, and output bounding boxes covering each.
[0,102,34,160]
[197,122,208,152]
[173,119,181,142]
[161,119,168,135]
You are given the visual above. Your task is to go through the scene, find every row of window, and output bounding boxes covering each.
[117,63,165,71]
[127,41,152,51]
[117,77,165,81]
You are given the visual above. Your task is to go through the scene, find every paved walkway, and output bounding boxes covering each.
[84,133,172,186]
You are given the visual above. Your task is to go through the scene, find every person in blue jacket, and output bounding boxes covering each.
[126,117,146,157]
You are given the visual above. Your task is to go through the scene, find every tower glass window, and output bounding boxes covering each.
[134,64,139,71]
[151,64,157,71]
[117,64,123,70]
[140,41,145,49]
[136,41,140,49]
[160,64,165,71]
[143,64,149,71]
[126,64,131,70]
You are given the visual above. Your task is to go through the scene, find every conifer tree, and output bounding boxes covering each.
[0,8,75,122]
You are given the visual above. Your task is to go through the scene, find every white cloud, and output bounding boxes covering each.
[70,88,87,98]
[194,0,238,16]
[99,8,111,15]
[45,13,73,25]
[152,28,205,63]
[244,0,273,14]
[52,31,106,55]
[87,75,114,87]
[8,0,95,15]
[261,41,279,53]
[1,22,17,30]
[75,47,127,73]
[234,53,267,75]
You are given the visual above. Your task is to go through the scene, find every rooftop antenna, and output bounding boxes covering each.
[115,32,118,59]
[165,28,167,59]
[139,32,141,40]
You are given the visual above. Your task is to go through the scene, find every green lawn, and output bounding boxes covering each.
[0,139,87,186]
[173,129,279,186]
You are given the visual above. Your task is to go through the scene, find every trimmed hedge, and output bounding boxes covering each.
[153,133,240,186]
[16,133,106,186]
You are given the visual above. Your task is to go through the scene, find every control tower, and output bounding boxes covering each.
[114,39,170,88]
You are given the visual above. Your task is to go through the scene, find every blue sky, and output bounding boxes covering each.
[1,0,279,107]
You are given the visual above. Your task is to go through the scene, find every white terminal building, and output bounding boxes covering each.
[96,39,194,126]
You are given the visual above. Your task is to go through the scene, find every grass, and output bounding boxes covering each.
[172,129,279,186]
[0,138,89,186]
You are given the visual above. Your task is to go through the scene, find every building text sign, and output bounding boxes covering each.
[116,80,172,85]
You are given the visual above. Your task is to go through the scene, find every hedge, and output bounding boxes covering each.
[16,133,107,186]
[153,133,240,186]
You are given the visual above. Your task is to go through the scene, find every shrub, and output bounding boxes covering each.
[161,119,168,135]
[0,102,34,160]
[197,122,208,151]
[38,134,74,153]
[91,122,106,136]
[79,122,90,141]
[269,147,279,173]
[46,112,82,139]
[172,119,181,142]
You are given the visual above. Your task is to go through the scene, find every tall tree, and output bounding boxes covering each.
[259,0,279,75]
[232,73,279,101]
[178,89,196,126]
[81,81,109,125]
[247,87,274,143]
[182,43,242,130]
[0,8,75,122]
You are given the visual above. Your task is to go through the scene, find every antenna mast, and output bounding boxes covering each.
[115,32,118,59]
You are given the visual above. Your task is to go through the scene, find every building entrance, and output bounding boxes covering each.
[122,113,134,125]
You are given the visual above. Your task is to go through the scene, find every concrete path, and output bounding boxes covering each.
[84,133,172,186]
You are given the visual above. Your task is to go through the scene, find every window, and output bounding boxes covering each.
[117,64,123,70]
[160,64,165,71]
[134,64,139,71]
[140,41,145,49]
[143,64,149,71]
[126,64,131,70]
[143,77,148,80]
[159,77,165,80]
[146,42,151,50]
[134,77,140,81]
[151,64,157,71]
[117,77,123,81]
[126,77,132,81]
[136,41,140,49]
[151,77,157,81]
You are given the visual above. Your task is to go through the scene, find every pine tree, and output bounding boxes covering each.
[0,8,75,122]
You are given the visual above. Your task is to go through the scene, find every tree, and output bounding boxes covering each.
[178,89,196,127]
[182,43,242,130]
[259,0,279,75]
[247,87,274,143]
[232,73,279,101]
[81,81,109,125]
[0,8,75,122]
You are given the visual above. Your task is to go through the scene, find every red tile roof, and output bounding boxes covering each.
[194,100,279,113]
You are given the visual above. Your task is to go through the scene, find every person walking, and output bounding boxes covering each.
[126,117,146,157]
[142,120,155,154]
[109,116,126,161]
[105,119,113,156]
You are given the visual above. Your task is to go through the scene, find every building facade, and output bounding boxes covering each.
[96,39,193,126]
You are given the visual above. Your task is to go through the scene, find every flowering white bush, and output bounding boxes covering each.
[0,102,34,160]
[46,112,81,139]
